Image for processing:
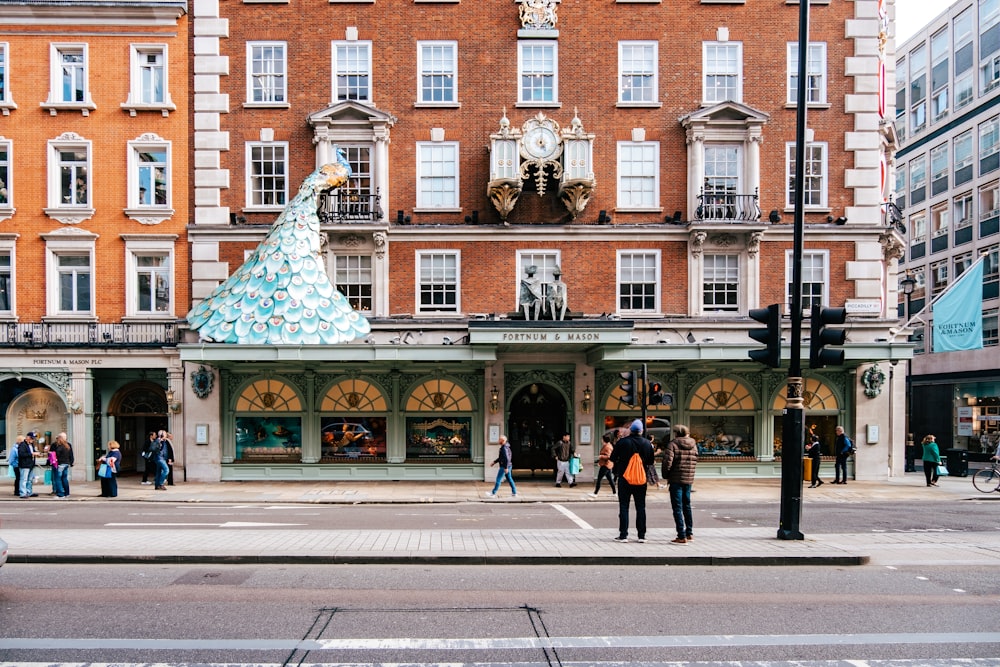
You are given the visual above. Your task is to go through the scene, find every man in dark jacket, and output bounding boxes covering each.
[610,419,654,543]
[662,424,698,543]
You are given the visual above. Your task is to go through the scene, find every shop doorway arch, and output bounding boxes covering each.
[506,382,568,477]
[108,381,168,473]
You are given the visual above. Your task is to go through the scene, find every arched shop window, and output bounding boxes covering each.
[233,378,303,463]
[405,378,472,461]
[687,377,756,458]
[771,377,841,457]
[319,378,388,462]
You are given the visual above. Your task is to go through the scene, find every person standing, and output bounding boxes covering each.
[550,433,576,488]
[806,434,824,488]
[152,430,169,490]
[97,440,122,498]
[921,434,942,487]
[8,435,22,496]
[590,434,616,496]
[51,432,75,498]
[662,424,698,543]
[164,433,176,485]
[487,435,517,497]
[139,431,157,485]
[610,419,654,543]
[18,432,39,498]
[832,425,853,484]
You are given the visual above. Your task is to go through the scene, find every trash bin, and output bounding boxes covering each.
[802,456,812,482]
[945,448,969,477]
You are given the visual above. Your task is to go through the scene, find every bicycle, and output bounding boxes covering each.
[972,459,1000,493]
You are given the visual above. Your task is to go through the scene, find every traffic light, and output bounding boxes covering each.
[618,370,637,406]
[809,305,847,368]
[647,381,663,406]
[748,303,782,368]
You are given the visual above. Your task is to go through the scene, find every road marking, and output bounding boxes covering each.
[104,522,306,528]
[549,503,592,529]
[2,632,1000,651]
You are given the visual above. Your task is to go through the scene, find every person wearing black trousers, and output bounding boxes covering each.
[164,433,176,485]
[806,434,824,488]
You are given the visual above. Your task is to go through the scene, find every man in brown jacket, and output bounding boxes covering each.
[662,424,698,544]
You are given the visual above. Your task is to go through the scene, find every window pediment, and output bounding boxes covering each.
[680,100,770,126]
[307,100,397,131]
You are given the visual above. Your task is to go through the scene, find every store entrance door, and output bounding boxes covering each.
[506,382,567,478]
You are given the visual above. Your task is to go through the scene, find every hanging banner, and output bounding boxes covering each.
[932,260,984,352]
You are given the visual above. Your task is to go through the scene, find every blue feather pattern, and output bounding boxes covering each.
[187,154,371,344]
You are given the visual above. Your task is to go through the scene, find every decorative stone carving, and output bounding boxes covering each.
[879,232,905,261]
[747,231,763,257]
[710,233,738,248]
[372,231,386,259]
[518,0,558,30]
[559,182,593,220]
[488,181,522,225]
[690,230,707,257]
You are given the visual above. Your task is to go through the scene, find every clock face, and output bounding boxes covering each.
[524,126,558,159]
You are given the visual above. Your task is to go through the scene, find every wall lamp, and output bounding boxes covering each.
[597,210,612,224]
[229,213,247,224]
[464,210,479,224]
[489,386,500,414]
[396,210,411,224]
[827,215,848,225]
[666,210,683,223]
[768,210,782,223]
[581,385,592,414]
[166,388,182,414]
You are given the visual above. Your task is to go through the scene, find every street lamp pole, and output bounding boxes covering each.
[900,271,916,461]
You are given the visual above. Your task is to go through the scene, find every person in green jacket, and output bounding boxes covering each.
[921,434,942,487]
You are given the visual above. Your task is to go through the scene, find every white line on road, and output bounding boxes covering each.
[104,522,306,527]
[550,503,593,529]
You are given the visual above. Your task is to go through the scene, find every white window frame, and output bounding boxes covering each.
[334,254,374,314]
[955,130,973,172]
[0,236,14,317]
[125,134,173,224]
[617,141,660,211]
[44,231,97,319]
[332,40,372,104]
[910,211,927,243]
[910,43,927,133]
[954,191,974,228]
[518,41,558,105]
[785,142,828,209]
[417,41,458,107]
[516,251,560,312]
[617,250,661,315]
[45,132,94,225]
[42,43,95,114]
[786,42,827,105]
[415,141,459,210]
[979,181,999,220]
[618,41,659,106]
[123,236,174,318]
[0,137,12,220]
[245,141,288,211]
[930,28,949,122]
[703,41,742,104]
[981,116,1000,170]
[931,202,950,237]
[416,250,460,316]
[246,41,287,106]
[702,253,741,314]
[122,44,175,116]
[955,8,974,110]
[930,142,949,184]
[0,42,16,113]
[785,249,828,312]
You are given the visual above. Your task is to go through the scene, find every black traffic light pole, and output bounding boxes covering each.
[777,0,811,541]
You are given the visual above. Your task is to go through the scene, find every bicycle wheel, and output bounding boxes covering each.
[972,468,1000,493]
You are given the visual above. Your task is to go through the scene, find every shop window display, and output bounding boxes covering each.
[321,416,386,461]
[235,416,302,462]
[406,417,471,460]
[688,416,754,457]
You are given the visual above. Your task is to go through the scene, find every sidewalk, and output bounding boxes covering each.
[4,473,999,567]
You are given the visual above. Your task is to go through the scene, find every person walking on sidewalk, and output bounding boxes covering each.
[151,430,169,490]
[806,434,824,488]
[662,424,698,544]
[590,433,616,496]
[8,435,22,496]
[832,425,853,484]
[97,440,122,498]
[550,433,577,488]
[51,432,75,498]
[488,435,517,497]
[139,431,157,485]
[164,433,176,485]
[921,434,942,487]
[610,419,654,543]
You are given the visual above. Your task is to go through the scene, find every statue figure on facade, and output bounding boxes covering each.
[547,266,567,321]
[520,265,544,320]
[187,152,371,345]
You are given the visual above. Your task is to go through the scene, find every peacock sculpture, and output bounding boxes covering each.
[187,155,371,345]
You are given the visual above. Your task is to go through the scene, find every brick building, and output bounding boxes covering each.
[0,0,188,472]
[176,0,910,484]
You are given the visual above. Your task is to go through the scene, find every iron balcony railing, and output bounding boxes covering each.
[317,188,383,223]
[0,322,178,348]
[695,189,761,222]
